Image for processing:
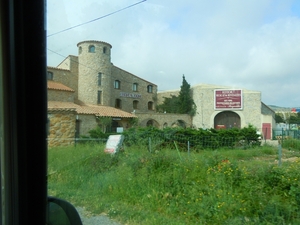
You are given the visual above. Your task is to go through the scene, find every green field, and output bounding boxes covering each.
[48,144,300,225]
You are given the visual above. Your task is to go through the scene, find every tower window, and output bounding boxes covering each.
[115,99,121,109]
[147,85,153,93]
[97,91,102,104]
[133,83,138,92]
[88,45,95,53]
[47,71,53,80]
[78,46,82,54]
[103,47,107,54]
[98,73,102,86]
[114,80,121,89]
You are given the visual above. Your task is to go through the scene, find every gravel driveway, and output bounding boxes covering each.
[76,207,122,225]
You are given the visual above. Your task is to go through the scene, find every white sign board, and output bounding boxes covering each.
[104,135,124,154]
[116,127,124,133]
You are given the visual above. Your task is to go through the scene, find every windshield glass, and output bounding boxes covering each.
[47,1,300,224]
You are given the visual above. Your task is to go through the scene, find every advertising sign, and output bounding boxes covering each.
[214,89,243,110]
[104,135,124,154]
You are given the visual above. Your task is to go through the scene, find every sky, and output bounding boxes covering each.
[47,0,300,107]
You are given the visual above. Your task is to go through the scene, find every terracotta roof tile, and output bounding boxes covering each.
[48,101,78,110]
[77,104,136,118]
[47,81,74,92]
[48,101,136,118]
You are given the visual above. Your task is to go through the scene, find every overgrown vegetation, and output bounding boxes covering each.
[122,125,261,150]
[48,142,300,225]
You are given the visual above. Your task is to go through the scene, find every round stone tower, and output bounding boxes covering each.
[77,40,112,105]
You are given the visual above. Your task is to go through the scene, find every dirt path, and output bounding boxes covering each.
[76,207,122,225]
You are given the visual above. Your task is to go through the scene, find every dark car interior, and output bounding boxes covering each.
[0,0,82,224]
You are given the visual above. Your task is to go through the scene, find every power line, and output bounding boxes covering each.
[47,0,147,37]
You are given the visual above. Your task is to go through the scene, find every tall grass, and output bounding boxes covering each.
[48,144,300,225]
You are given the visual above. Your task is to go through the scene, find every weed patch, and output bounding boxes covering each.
[48,144,300,224]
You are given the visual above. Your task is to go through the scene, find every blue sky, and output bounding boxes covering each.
[47,0,300,107]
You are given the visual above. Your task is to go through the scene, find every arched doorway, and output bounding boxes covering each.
[171,120,186,128]
[146,119,159,128]
[214,111,240,129]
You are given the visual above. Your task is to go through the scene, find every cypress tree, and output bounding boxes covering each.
[178,75,196,115]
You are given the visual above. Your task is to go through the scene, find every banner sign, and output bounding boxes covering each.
[120,92,141,98]
[104,135,124,154]
[214,89,243,110]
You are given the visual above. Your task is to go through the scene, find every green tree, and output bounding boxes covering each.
[275,114,285,123]
[156,75,196,115]
[96,116,112,133]
[288,114,300,125]
[156,95,179,113]
[177,75,196,116]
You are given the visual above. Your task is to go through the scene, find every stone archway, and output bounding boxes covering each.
[214,111,240,129]
[171,120,187,128]
[146,119,159,128]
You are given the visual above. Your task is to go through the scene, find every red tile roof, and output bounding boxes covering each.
[48,101,78,110]
[47,81,74,92]
[48,101,136,118]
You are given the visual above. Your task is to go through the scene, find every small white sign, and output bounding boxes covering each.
[116,127,124,133]
[104,135,124,154]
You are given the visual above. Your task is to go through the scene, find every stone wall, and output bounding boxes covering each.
[77,114,98,136]
[193,86,262,129]
[48,89,75,102]
[157,89,180,105]
[47,66,78,101]
[157,84,264,129]
[136,112,192,129]
[111,66,157,113]
[48,110,76,147]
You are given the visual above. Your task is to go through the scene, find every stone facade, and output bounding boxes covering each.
[48,110,76,147]
[76,114,98,137]
[48,89,74,102]
[47,65,78,102]
[110,66,157,113]
[47,39,275,147]
[136,112,192,129]
[157,83,275,136]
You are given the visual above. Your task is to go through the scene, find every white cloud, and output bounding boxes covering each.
[47,0,300,107]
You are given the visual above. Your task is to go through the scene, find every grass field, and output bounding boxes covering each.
[48,143,300,225]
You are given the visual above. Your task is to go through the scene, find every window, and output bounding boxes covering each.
[148,101,154,110]
[147,85,153,93]
[115,99,121,108]
[133,83,138,92]
[78,46,82,54]
[88,45,95,53]
[97,91,102,104]
[133,100,139,109]
[103,47,107,53]
[98,73,102,86]
[47,71,53,80]
[114,80,121,89]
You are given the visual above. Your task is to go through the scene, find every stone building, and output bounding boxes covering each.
[47,40,192,147]
[47,39,274,147]
[157,83,275,139]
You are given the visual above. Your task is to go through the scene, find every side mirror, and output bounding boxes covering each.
[47,196,83,225]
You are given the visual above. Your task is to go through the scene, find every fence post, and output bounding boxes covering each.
[282,128,284,146]
[188,141,190,157]
[148,137,152,153]
[278,143,282,166]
